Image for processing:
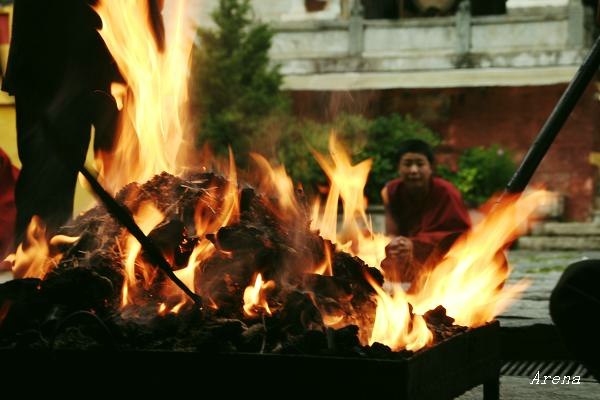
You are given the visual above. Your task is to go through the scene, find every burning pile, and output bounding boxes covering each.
[0,169,378,354]
[0,156,550,357]
[0,0,552,358]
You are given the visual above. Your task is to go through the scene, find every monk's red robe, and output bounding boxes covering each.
[0,148,19,260]
[385,176,471,265]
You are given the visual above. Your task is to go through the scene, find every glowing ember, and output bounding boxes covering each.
[243,273,275,317]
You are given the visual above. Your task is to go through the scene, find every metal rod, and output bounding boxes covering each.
[504,34,600,195]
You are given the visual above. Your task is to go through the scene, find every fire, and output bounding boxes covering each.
[243,273,275,317]
[2,0,556,356]
[368,276,433,351]
[310,135,390,269]
[250,153,301,221]
[7,216,79,279]
[408,191,552,327]
[152,152,239,310]
[194,150,240,235]
[313,243,333,276]
[93,0,194,194]
[304,137,553,351]
[121,201,165,307]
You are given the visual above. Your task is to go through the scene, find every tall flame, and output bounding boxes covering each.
[94,0,194,193]
[311,134,390,268]
[121,202,165,307]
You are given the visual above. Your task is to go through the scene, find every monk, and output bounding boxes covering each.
[380,139,471,283]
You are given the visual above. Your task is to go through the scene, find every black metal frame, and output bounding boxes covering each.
[0,322,500,399]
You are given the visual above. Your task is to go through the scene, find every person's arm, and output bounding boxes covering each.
[381,186,414,281]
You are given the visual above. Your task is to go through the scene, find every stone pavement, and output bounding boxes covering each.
[458,376,600,399]
[498,250,600,327]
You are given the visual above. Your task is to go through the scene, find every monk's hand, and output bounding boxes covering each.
[383,236,414,281]
[385,236,413,260]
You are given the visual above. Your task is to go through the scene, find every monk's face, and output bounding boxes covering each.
[398,152,432,191]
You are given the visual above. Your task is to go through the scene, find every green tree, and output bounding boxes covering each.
[190,0,288,162]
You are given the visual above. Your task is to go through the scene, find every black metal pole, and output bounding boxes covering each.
[504,34,600,195]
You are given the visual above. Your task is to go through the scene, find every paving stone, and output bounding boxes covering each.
[457,375,600,399]
[497,251,600,327]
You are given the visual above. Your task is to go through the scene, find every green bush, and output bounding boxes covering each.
[437,145,516,208]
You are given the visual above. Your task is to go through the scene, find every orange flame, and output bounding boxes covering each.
[93,0,194,193]
[313,243,333,276]
[194,150,239,235]
[408,191,552,327]
[243,273,275,317]
[311,134,390,268]
[305,136,552,351]
[250,153,301,220]
[121,202,165,307]
[7,216,79,279]
[365,192,551,351]
[368,276,433,351]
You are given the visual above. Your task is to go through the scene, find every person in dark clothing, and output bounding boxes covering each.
[2,0,120,246]
[380,139,471,282]
[550,260,600,382]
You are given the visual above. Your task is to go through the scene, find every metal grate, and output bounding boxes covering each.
[502,360,593,379]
